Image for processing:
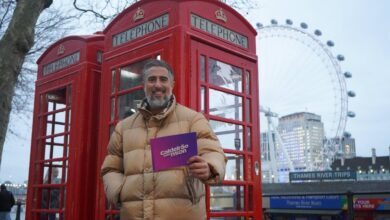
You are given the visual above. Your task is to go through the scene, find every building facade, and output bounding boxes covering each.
[332,148,390,181]
[277,112,325,181]
[330,136,356,159]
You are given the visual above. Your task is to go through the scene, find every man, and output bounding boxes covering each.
[101,59,226,219]
[0,184,15,220]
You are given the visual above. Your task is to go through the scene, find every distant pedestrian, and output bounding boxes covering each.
[0,184,15,220]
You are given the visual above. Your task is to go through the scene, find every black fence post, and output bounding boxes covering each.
[15,201,22,220]
[347,190,354,220]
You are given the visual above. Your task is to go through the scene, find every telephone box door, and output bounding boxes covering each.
[28,83,72,220]
[191,40,261,219]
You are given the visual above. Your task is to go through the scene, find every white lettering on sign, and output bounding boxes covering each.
[354,200,376,209]
[43,51,80,76]
[190,13,248,48]
[160,144,189,158]
[112,13,169,47]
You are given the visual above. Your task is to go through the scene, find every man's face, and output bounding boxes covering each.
[144,66,174,109]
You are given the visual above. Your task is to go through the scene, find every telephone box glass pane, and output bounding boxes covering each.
[210,185,244,211]
[210,120,243,151]
[47,114,53,122]
[55,102,66,111]
[62,160,68,182]
[246,127,252,151]
[118,90,145,119]
[200,55,205,81]
[209,89,242,121]
[245,98,251,123]
[111,98,115,121]
[200,86,205,113]
[53,144,64,159]
[67,110,71,132]
[48,102,54,112]
[245,70,250,94]
[53,135,64,146]
[119,61,147,91]
[111,70,116,93]
[54,122,65,135]
[225,153,244,181]
[46,120,53,136]
[209,58,242,92]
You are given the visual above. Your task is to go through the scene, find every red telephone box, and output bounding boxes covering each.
[27,0,261,219]
[26,35,104,220]
[97,0,261,219]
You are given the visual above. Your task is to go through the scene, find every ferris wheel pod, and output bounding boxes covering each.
[256,22,263,29]
[344,71,352,78]
[300,22,308,29]
[286,19,293,25]
[347,111,356,118]
[314,29,322,36]
[343,131,352,138]
[271,19,278,25]
[347,91,356,97]
[337,54,345,61]
[327,40,335,47]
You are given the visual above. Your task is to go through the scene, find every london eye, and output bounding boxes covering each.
[256,19,356,179]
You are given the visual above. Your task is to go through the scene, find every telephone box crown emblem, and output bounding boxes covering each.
[133,7,145,22]
[57,44,65,55]
[215,8,227,23]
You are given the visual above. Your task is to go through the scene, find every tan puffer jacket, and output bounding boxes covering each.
[101,98,226,220]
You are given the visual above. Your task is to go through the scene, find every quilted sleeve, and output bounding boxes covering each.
[101,121,125,203]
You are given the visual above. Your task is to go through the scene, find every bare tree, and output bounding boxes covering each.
[0,0,77,167]
[225,0,258,15]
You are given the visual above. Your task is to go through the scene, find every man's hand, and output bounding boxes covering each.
[187,155,211,181]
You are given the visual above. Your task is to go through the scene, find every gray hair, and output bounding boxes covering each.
[142,59,174,82]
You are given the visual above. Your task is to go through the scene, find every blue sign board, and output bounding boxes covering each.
[270,195,344,209]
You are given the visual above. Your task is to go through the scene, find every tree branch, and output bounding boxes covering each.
[0,1,14,31]
[73,0,108,21]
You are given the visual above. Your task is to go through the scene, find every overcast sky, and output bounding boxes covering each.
[1,0,389,183]
[247,0,390,158]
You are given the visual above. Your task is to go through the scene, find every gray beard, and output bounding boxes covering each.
[146,95,171,110]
